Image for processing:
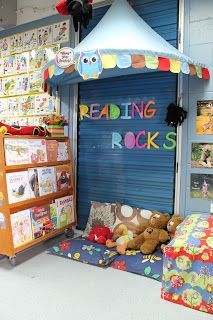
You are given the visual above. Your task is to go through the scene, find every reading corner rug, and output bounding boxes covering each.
[47,237,163,282]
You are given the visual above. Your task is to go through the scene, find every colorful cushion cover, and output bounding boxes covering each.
[47,237,118,268]
[161,214,213,314]
[111,250,163,282]
[82,201,116,238]
[112,204,153,237]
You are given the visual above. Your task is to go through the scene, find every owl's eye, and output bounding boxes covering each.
[83,58,89,64]
[91,56,97,63]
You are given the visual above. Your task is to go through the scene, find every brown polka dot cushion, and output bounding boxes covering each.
[113,204,153,238]
[82,201,116,238]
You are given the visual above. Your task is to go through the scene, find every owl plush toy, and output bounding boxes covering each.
[77,50,103,80]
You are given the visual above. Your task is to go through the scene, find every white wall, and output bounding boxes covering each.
[0,0,17,29]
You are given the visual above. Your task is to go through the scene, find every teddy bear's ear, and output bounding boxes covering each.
[159,230,170,243]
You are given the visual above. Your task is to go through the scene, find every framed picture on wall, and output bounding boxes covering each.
[191,143,213,168]
[196,100,213,134]
[190,173,213,199]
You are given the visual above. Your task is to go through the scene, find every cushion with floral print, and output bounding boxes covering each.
[110,249,163,282]
[47,237,118,268]
[82,201,117,238]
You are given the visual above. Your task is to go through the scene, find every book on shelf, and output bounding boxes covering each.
[50,203,57,230]
[10,210,33,248]
[28,168,40,198]
[56,164,71,191]
[27,139,47,164]
[37,167,57,196]
[46,140,59,162]
[57,142,69,161]
[4,139,30,165]
[6,171,31,204]
[54,195,74,228]
[30,206,53,239]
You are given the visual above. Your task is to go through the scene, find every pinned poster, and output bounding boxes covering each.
[8,97,20,116]
[16,52,29,74]
[10,33,23,54]
[37,25,53,48]
[0,98,8,116]
[2,56,16,76]
[77,50,103,80]
[0,38,10,57]
[29,72,43,93]
[53,20,69,44]
[23,29,38,51]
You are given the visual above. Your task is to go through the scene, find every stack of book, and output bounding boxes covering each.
[10,195,74,248]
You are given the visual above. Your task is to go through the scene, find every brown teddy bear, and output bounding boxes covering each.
[167,215,184,240]
[127,211,170,250]
[140,227,170,254]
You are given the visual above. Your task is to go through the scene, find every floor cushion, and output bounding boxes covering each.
[110,249,163,282]
[47,237,118,268]
[82,201,116,238]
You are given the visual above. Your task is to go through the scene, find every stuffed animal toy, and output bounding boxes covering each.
[140,227,170,254]
[167,215,184,240]
[88,225,113,245]
[106,224,133,254]
[0,121,47,136]
[165,103,187,127]
[56,0,93,32]
[127,211,170,250]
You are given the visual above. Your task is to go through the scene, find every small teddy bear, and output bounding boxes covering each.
[127,211,170,250]
[106,224,133,254]
[140,227,170,254]
[167,215,184,240]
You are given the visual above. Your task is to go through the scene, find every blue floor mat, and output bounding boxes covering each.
[47,238,163,281]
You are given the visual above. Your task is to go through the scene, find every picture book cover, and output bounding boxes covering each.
[196,100,213,135]
[6,171,31,204]
[0,38,10,57]
[54,195,74,228]
[50,203,57,230]
[3,77,16,96]
[16,75,29,94]
[37,167,57,196]
[10,209,33,248]
[27,139,47,163]
[57,142,69,161]
[28,168,40,198]
[56,165,71,191]
[4,139,30,165]
[30,205,53,239]
[46,140,59,162]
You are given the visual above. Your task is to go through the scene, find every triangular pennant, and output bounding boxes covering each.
[202,68,210,79]
[48,64,55,79]
[181,61,190,74]
[189,64,197,76]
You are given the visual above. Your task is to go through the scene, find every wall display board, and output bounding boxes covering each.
[0,20,70,126]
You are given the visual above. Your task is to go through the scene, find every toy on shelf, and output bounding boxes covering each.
[106,224,133,254]
[88,225,112,245]
[42,114,68,137]
[0,121,47,136]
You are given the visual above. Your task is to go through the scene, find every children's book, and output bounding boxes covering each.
[57,142,69,161]
[46,140,59,162]
[27,139,47,163]
[28,168,40,198]
[30,206,53,239]
[6,171,31,204]
[37,167,57,196]
[4,139,30,165]
[10,209,33,248]
[54,195,74,228]
[50,203,57,230]
[56,165,71,191]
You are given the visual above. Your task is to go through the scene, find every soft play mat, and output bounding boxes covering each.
[48,237,163,281]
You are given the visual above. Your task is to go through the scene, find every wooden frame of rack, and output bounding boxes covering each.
[0,134,76,264]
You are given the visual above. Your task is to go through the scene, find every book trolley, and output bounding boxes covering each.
[0,133,76,265]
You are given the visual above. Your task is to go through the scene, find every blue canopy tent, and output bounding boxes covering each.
[43,0,210,86]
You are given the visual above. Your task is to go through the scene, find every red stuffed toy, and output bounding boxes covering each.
[88,226,113,245]
[0,121,47,136]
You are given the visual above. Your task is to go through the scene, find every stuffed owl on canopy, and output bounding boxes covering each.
[56,0,93,32]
